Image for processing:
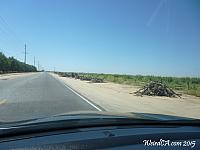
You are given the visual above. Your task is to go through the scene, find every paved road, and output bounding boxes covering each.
[0,72,98,122]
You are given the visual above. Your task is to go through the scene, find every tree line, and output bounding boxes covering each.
[0,52,37,73]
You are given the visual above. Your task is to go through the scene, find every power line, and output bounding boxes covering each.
[0,15,40,70]
[0,25,13,45]
[0,15,23,45]
[0,14,26,63]
[0,14,24,55]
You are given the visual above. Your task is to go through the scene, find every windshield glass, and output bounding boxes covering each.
[0,0,199,124]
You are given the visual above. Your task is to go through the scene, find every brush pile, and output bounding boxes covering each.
[56,72,104,83]
[134,81,181,98]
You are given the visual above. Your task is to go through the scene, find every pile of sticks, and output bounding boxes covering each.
[56,72,104,83]
[134,81,181,98]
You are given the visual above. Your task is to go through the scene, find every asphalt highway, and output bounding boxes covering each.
[0,72,98,122]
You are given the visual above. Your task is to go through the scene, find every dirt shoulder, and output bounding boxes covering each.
[0,72,37,80]
[51,73,200,119]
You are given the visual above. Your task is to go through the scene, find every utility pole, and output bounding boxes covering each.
[34,56,35,67]
[38,61,39,71]
[24,44,27,64]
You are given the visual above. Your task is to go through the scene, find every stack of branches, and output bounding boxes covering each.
[90,78,104,83]
[134,81,181,98]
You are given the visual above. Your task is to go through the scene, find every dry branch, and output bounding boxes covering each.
[134,81,181,98]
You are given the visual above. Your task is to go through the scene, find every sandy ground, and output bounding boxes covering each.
[0,72,37,80]
[51,73,200,119]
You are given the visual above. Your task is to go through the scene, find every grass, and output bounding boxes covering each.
[75,73,200,97]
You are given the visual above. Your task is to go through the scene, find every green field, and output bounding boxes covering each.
[72,72,200,97]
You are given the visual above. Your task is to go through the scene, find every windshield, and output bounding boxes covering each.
[0,0,200,124]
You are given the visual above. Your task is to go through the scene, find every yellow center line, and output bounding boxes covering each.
[0,99,7,105]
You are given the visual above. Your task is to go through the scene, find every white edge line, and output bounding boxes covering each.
[63,84,102,111]
[52,74,102,111]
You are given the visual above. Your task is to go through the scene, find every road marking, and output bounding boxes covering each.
[0,99,7,105]
[63,83,103,111]
[51,74,103,111]
[64,83,102,111]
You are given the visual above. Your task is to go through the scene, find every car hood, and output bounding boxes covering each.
[0,111,199,138]
[16,111,194,125]
[57,111,194,120]
[0,111,197,128]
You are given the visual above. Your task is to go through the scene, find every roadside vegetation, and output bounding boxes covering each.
[56,72,200,97]
[0,52,37,73]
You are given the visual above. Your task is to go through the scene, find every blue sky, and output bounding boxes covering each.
[0,0,199,77]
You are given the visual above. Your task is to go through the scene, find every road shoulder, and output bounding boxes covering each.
[50,73,200,119]
[0,72,38,80]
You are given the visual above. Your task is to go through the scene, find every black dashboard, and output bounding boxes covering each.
[0,125,199,150]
